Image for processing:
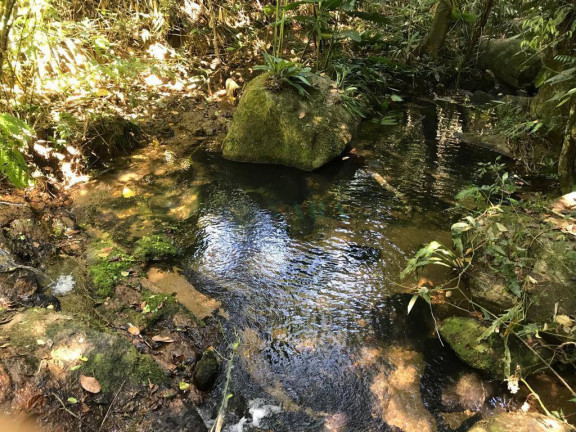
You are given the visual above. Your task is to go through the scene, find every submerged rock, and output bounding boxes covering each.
[222,72,358,171]
[469,411,572,432]
[477,38,542,89]
[371,346,437,432]
[193,349,219,391]
[439,317,543,378]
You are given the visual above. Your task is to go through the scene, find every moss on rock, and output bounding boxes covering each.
[193,349,219,391]
[439,317,542,378]
[1,309,167,393]
[87,239,134,297]
[134,234,177,261]
[222,73,359,171]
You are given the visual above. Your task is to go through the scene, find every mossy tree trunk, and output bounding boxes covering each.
[415,0,453,56]
[559,104,576,194]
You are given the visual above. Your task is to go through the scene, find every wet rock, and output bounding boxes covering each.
[0,268,39,303]
[193,349,219,391]
[441,372,492,412]
[477,38,542,89]
[371,346,437,432]
[222,72,359,171]
[469,411,572,432]
[439,317,544,378]
[6,219,53,263]
[21,293,61,310]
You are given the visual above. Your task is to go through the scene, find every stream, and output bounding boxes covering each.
[72,100,511,431]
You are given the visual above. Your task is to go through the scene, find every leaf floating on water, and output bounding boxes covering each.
[122,187,136,198]
[128,324,140,336]
[152,335,175,343]
[80,375,101,394]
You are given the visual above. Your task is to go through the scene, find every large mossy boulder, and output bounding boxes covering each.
[439,317,543,378]
[469,412,573,432]
[477,38,542,89]
[222,73,358,171]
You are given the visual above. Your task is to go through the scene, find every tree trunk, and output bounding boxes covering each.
[466,0,494,60]
[0,0,17,78]
[415,0,453,56]
[559,105,576,194]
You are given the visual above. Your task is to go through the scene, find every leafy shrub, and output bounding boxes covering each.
[0,114,33,187]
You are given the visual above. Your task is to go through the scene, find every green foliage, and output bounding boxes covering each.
[455,158,517,207]
[255,52,315,96]
[0,114,33,187]
[400,240,464,280]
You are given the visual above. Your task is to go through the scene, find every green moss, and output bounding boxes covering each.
[440,317,542,378]
[88,240,134,297]
[133,234,177,261]
[193,349,219,391]
[85,347,166,392]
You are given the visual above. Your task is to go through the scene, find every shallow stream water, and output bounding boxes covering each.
[73,100,512,431]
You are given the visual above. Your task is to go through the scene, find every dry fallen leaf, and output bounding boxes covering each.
[152,335,175,343]
[128,325,140,336]
[80,375,101,394]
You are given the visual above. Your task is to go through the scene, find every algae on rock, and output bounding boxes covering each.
[222,73,359,171]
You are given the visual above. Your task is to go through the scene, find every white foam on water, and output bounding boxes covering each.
[227,399,282,432]
[52,275,75,295]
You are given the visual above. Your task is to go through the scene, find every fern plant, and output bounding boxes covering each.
[0,114,33,188]
[254,52,315,96]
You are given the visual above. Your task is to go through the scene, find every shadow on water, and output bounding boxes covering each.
[72,101,511,431]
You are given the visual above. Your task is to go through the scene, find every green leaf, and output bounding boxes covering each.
[179,381,190,391]
[67,397,78,404]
